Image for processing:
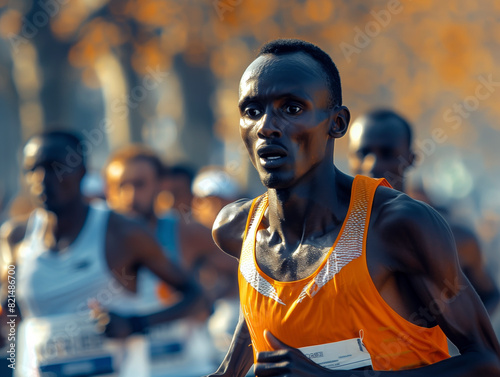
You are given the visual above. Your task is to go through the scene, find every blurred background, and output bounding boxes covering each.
[1,0,500,211]
[2,0,500,271]
[1,0,500,373]
[1,1,500,276]
[1,0,500,214]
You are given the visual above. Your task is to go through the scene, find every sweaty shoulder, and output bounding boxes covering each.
[212,198,255,259]
[370,186,458,274]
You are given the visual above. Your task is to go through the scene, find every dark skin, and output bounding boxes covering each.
[449,223,499,314]
[0,136,205,340]
[348,115,414,192]
[348,115,500,316]
[205,52,500,376]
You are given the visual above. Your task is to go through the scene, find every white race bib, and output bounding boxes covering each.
[299,337,372,370]
[146,320,215,377]
[22,314,124,377]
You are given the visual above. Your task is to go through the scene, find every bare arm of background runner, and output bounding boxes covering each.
[101,212,206,338]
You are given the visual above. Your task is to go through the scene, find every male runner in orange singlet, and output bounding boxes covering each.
[205,39,500,376]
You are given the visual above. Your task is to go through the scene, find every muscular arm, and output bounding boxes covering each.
[104,213,205,337]
[373,196,500,376]
[212,198,254,259]
[205,310,254,377]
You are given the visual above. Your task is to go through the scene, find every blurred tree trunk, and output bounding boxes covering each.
[174,52,216,168]
[0,40,22,215]
[120,42,147,143]
[24,4,73,128]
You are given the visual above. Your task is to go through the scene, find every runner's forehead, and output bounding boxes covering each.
[23,138,73,166]
[351,118,409,148]
[239,53,328,101]
[105,160,126,181]
[109,159,158,182]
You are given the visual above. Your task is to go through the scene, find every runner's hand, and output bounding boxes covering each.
[89,300,146,339]
[103,311,137,338]
[254,330,333,376]
[89,300,129,338]
[88,300,112,333]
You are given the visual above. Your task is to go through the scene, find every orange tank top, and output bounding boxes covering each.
[238,175,450,371]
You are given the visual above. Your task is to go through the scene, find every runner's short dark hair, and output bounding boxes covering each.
[259,38,342,108]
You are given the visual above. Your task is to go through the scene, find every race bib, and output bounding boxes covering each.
[146,320,215,377]
[23,314,123,377]
[299,337,373,370]
[147,321,187,362]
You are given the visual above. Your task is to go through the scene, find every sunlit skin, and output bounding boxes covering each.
[239,53,346,191]
[238,53,350,281]
[348,116,414,192]
[206,50,500,377]
[105,159,159,225]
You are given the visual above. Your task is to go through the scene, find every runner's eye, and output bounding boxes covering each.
[284,105,302,115]
[244,108,262,118]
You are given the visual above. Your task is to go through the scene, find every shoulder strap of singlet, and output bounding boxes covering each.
[18,209,48,259]
[242,194,268,242]
[301,175,391,299]
[239,192,285,305]
[25,209,47,242]
[354,175,392,227]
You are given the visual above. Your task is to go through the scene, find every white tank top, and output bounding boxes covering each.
[14,204,149,377]
[16,204,135,318]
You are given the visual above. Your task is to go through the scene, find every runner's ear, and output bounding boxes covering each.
[329,106,350,139]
